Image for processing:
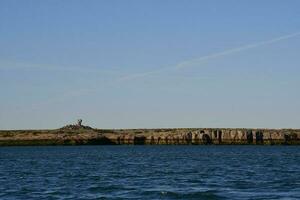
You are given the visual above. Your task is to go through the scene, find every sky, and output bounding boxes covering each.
[0,0,300,129]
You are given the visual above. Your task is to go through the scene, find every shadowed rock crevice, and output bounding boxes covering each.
[214,130,218,139]
[133,136,146,145]
[202,134,212,145]
[247,130,253,144]
[218,130,222,144]
[283,132,299,144]
[185,132,193,144]
[256,131,264,144]
[86,137,116,145]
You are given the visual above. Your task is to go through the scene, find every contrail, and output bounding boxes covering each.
[119,31,300,81]
[21,31,300,108]
[176,31,300,69]
[117,67,171,81]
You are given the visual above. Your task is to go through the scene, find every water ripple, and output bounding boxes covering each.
[0,146,300,199]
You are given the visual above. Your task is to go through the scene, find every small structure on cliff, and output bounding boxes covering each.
[77,119,82,127]
[60,119,93,130]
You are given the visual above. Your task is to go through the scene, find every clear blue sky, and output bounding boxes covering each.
[1,0,300,129]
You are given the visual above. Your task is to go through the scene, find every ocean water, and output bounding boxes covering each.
[0,146,299,200]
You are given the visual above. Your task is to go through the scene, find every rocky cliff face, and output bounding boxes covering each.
[102,128,300,145]
[1,128,299,146]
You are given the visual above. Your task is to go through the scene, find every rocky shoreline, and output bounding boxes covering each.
[0,126,300,146]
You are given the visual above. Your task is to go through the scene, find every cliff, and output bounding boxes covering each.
[0,127,300,146]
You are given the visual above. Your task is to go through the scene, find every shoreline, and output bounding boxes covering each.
[1,127,299,146]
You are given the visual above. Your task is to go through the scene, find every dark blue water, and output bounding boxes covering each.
[0,146,299,200]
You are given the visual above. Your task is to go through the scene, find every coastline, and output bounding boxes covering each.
[0,127,299,146]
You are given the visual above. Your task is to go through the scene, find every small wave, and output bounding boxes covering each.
[140,189,226,200]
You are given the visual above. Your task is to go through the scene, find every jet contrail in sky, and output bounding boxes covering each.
[119,31,300,81]
[175,31,300,69]
[25,31,300,108]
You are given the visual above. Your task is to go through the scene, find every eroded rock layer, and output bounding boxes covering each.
[0,128,300,146]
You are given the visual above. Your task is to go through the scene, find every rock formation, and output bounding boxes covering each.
[60,119,92,130]
[0,126,300,146]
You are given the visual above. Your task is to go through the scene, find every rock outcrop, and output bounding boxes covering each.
[0,127,299,146]
[60,119,93,130]
[100,128,300,145]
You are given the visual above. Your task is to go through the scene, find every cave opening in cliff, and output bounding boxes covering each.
[202,134,212,145]
[255,131,264,144]
[214,130,218,138]
[213,130,222,144]
[218,130,222,144]
[133,136,146,145]
[150,136,155,145]
[186,132,192,144]
[247,130,253,144]
[284,134,290,144]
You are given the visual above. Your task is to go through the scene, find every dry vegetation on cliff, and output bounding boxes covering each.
[0,125,299,146]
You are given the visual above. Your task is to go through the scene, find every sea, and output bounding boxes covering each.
[0,146,299,200]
